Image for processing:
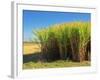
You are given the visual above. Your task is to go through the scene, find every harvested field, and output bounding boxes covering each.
[23,42,41,55]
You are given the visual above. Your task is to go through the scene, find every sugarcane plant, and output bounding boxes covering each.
[79,23,91,61]
[32,22,91,62]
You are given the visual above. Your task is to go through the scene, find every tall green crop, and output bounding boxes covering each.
[32,22,91,62]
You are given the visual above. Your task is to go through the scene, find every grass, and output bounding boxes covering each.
[23,60,90,69]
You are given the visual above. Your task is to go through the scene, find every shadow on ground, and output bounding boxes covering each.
[23,52,41,63]
[23,52,61,63]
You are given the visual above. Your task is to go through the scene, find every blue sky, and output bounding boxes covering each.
[23,10,91,41]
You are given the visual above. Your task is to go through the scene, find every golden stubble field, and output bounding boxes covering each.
[23,42,41,55]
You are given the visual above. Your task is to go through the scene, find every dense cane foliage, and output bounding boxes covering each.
[32,22,91,62]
